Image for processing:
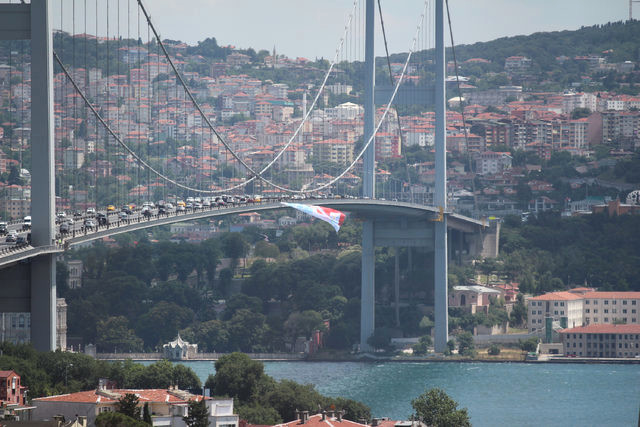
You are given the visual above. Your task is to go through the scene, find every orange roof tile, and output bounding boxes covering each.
[560,324,640,334]
[277,414,368,427]
[34,389,207,404]
[529,292,583,301]
[583,292,640,300]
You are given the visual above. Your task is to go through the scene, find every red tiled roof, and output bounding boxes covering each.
[0,370,18,378]
[33,389,206,404]
[529,292,583,301]
[276,414,368,427]
[583,292,640,300]
[560,324,640,334]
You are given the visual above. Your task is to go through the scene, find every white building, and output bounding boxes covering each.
[528,290,640,333]
[33,387,238,427]
[474,151,512,175]
[528,292,584,333]
[163,334,198,360]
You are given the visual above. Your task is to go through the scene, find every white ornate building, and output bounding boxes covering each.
[163,334,198,360]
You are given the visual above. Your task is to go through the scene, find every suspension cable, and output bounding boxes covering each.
[445,0,477,213]
[377,0,413,202]
[136,0,359,193]
[53,50,220,194]
[295,0,430,194]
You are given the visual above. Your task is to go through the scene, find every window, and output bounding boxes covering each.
[612,309,617,314]
[560,302,565,307]
[538,310,542,315]
[604,309,609,314]
[613,300,617,305]
[623,300,627,305]
[604,300,609,305]
[623,309,627,314]
[560,311,565,315]
[633,310,637,314]
[604,317,609,322]
[554,302,558,307]
[554,310,558,315]
[586,309,590,313]
[633,300,637,305]
[585,300,590,305]
[594,309,598,313]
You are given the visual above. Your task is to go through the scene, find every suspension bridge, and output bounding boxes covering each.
[0,0,491,353]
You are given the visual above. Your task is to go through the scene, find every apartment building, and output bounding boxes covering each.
[474,151,512,175]
[528,292,584,332]
[560,323,640,358]
[312,139,354,165]
[528,290,640,332]
[581,291,640,325]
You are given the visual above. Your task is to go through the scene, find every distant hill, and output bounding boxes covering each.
[392,20,640,72]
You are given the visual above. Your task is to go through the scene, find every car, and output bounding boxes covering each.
[0,222,7,235]
[22,216,31,231]
[83,219,96,230]
[106,205,116,212]
[142,209,153,218]
[5,232,17,243]
[73,211,84,219]
[55,212,67,224]
[16,235,27,245]
[121,205,133,215]
[59,222,71,234]
[86,207,96,216]
[118,211,129,221]
[96,213,108,226]
[176,204,186,212]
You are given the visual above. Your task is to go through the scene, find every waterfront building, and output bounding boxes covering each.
[528,292,584,333]
[560,323,640,358]
[163,334,198,360]
[0,298,67,349]
[528,290,640,333]
[33,386,238,427]
[449,285,501,313]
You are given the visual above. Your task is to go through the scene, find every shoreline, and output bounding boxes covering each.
[95,353,640,365]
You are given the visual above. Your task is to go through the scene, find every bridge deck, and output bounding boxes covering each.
[0,199,484,268]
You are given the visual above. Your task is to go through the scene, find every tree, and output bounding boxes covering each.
[116,393,141,419]
[143,402,152,425]
[207,353,268,404]
[519,337,539,353]
[411,388,471,427]
[95,411,148,427]
[183,399,210,427]
[412,335,432,356]
[488,344,501,356]
[456,332,475,357]
[444,339,456,356]
[366,327,394,351]
[96,316,143,353]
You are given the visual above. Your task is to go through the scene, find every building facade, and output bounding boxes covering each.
[560,324,640,358]
[34,387,238,427]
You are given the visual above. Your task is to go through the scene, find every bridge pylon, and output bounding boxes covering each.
[0,0,57,351]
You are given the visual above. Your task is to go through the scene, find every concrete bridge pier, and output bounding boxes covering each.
[360,220,375,351]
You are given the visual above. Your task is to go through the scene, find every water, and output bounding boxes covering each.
[161,360,640,427]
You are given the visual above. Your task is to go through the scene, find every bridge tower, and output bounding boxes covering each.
[0,0,57,351]
[360,0,376,351]
[360,0,448,352]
